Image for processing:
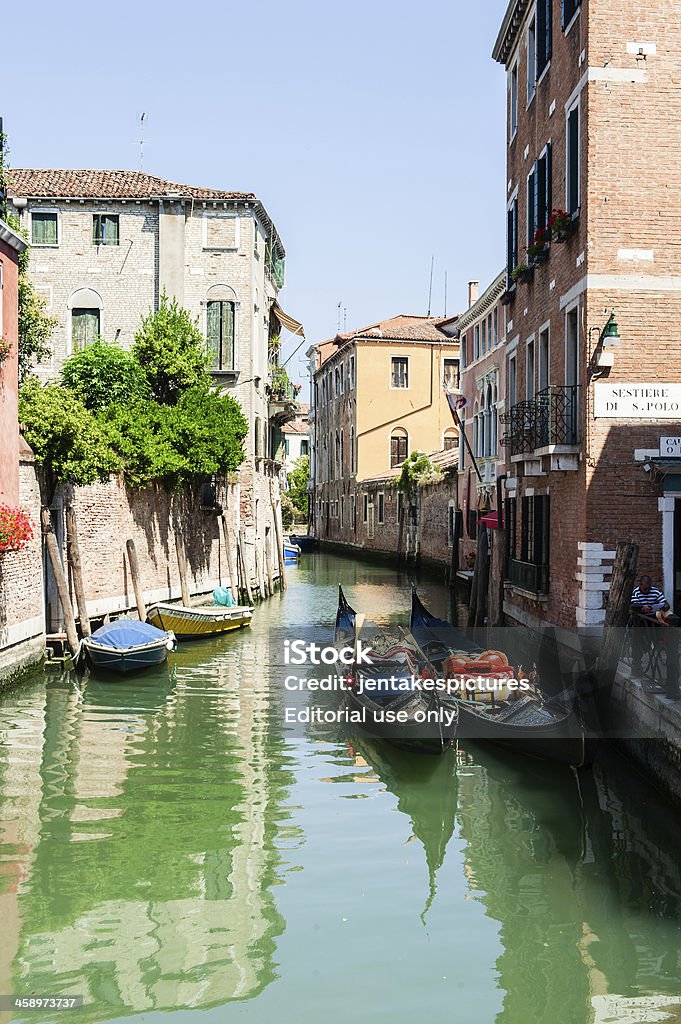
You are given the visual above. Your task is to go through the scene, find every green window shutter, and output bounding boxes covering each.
[221,301,235,370]
[32,212,57,245]
[93,214,101,244]
[104,215,119,245]
[72,308,100,350]
[206,301,221,369]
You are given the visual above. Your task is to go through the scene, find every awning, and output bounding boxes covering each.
[478,510,504,529]
[273,302,305,338]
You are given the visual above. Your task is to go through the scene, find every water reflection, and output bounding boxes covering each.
[1,553,681,1024]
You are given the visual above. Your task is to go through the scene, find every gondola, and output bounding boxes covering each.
[409,589,587,767]
[335,587,457,756]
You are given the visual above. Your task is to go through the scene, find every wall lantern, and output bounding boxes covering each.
[595,311,621,368]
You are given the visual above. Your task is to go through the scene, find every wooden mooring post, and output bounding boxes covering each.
[41,507,79,657]
[595,540,639,701]
[220,515,239,604]
[65,506,91,637]
[125,539,147,621]
[271,484,287,592]
[175,533,191,607]
[264,529,274,597]
[237,530,254,605]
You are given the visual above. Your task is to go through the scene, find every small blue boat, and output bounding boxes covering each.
[284,541,301,565]
[82,620,175,676]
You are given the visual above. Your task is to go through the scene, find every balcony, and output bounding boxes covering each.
[268,363,300,426]
[506,558,549,595]
[501,385,580,462]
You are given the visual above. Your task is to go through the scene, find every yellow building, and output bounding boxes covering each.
[311,315,460,543]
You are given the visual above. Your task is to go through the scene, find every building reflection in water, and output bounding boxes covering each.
[0,633,298,1022]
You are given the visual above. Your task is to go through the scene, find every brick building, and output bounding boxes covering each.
[493,0,681,629]
[310,315,460,544]
[6,169,300,464]
[0,216,27,504]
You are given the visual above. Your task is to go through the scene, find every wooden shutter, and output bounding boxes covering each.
[206,302,221,369]
[221,301,235,370]
[537,0,551,76]
[544,142,552,227]
[568,107,580,213]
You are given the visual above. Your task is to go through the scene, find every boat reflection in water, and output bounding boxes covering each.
[1,644,295,1022]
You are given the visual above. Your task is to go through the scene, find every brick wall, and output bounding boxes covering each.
[0,449,44,683]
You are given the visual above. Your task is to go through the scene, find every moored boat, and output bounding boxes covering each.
[82,620,175,675]
[335,587,457,756]
[147,601,253,640]
[289,533,318,552]
[409,589,587,767]
[284,541,301,565]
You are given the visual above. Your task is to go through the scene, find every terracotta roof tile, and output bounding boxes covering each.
[7,168,256,202]
[322,314,460,349]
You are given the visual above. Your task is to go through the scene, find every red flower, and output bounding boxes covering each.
[0,504,35,552]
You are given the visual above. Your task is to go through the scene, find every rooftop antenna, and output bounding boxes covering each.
[337,300,342,332]
[443,271,448,318]
[427,255,434,316]
[139,112,146,171]
[343,306,347,331]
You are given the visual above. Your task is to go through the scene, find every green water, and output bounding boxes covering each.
[2,552,681,1024]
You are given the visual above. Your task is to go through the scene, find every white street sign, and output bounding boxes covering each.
[594,383,681,419]
[660,436,681,457]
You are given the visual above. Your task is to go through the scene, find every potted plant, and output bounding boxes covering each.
[511,262,534,285]
[0,337,12,367]
[548,209,575,242]
[527,227,550,264]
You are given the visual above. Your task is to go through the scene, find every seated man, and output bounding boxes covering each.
[630,575,671,678]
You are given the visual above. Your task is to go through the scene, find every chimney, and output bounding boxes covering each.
[468,281,479,308]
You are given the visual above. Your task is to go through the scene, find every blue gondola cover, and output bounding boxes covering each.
[90,620,168,649]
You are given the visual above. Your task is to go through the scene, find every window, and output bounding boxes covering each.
[510,62,518,138]
[350,427,356,474]
[285,439,290,457]
[562,0,582,30]
[474,324,480,361]
[526,338,535,400]
[391,356,408,388]
[482,318,487,355]
[207,300,235,371]
[340,497,344,530]
[377,492,385,525]
[448,504,456,548]
[390,427,408,468]
[538,325,550,391]
[351,494,357,532]
[461,333,468,370]
[507,197,518,287]
[527,17,536,103]
[493,306,499,346]
[521,495,550,577]
[72,308,100,350]
[31,211,58,246]
[340,429,344,471]
[444,358,458,388]
[339,364,344,394]
[301,439,309,456]
[349,354,355,389]
[527,166,537,246]
[93,214,119,246]
[567,102,580,215]
[363,494,369,523]
[504,497,517,576]
[536,0,552,79]
[565,307,579,387]
[203,212,240,250]
[443,428,457,451]
[537,143,552,234]
[508,353,517,409]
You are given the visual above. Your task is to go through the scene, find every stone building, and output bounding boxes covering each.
[281,404,310,475]
[310,315,460,544]
[0,215,27,504]
[6,169,299,464]
[492,0,681,630]
[440,272,507,571]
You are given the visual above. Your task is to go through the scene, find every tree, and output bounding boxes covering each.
[61,339,150,411]
[132,293,210,404]
[286,455,310,521]
[18,380,121,487]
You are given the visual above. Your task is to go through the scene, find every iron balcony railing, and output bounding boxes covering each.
[507,558,549,595]
[501,385,580,458]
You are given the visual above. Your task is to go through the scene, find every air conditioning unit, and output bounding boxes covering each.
[483,462,497,485]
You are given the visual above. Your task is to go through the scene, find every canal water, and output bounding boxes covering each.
[2,552,681,1024]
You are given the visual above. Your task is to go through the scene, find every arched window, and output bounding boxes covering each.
[69,288,103,350]
[484,383,493,457]
[390,427,408,469]
[443,427,458,451]
[491,384,498,454]
[206,285,236,371]
[473,403,480,458]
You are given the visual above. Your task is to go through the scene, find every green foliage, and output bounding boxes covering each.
[397,451,441,497]
[61,340,150,411]
[286,455,310,520]
[5,214,56,381]
[18,380,121,486]
[100,384,248,489]
[281,493,296,529]
[132,293,210,404]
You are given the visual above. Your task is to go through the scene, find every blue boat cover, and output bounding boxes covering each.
[91,620,167,649]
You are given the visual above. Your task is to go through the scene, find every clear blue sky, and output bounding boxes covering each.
[2,0,509,381]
